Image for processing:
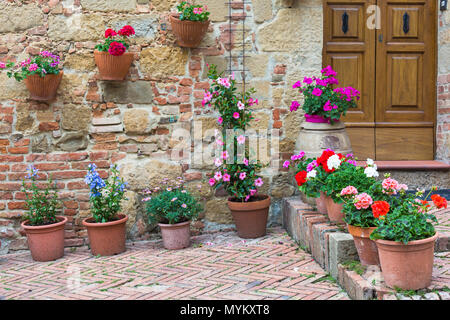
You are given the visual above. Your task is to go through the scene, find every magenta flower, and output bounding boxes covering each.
[28,63,38,72]
[254,178,264,187]
[239,172,246,180]
[283,161,290,168]
[290,100,300,112]
[243,158,249,166]
[209,178,216,186]
[0,62,5,69]
[233,112,240,119]
[214,171,223,181]
[312,88,323,97]
[217,117,223,124]
[323,100,332,111]
[223,173,230,182]
[303,77,313,84]
[292,81,302,89]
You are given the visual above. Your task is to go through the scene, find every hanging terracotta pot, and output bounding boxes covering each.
[227,195,270,239]
[94,51,134,80]
[82,214,128,256]
[325,195,345,223]
[158,220,191,250]
[169,14,210,48]
[24,71,63,101]
[315,191,328,214]
[347,224,379,266]
[21,216,67,262]
[375,233,438,290]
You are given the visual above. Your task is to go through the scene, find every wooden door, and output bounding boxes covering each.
[375,0,436,160]
[322,0,437,160]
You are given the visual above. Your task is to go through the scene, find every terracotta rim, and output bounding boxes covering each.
[158,220,191,229]
[375,232,438,247]
[21,216,67,232]
[227,195,271,211]
[82,214,128,228]
[347,224,377,238]
[94,50,134,57]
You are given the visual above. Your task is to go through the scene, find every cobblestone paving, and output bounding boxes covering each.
[0,227,349,300]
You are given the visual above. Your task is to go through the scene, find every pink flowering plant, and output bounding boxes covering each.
[205,64,265,202]
[95,26,135,56]
[290,66,360,123]
[176,1,210,22]
[143,177,202,225]
[2,51,61,82]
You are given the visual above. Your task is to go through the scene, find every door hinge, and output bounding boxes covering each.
[378,34,383,43]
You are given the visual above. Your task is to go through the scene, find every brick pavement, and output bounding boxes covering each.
[0,227,349,300]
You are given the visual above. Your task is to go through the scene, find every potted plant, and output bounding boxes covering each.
[204,65,270,239]
[170,1,210,48]
[83,164,128,256]
[143,177,202,250]
[94,26,135,80]
[2,51,63,101]
[290,66,359,158]
[370,186,447,290]
[20,165,67,262]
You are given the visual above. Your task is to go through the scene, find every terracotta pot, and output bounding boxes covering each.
[347,224,379,266]
[170,14,210,48]
[94,51,134,80]
[82,214,128,256]
[24,71,63,101]
[375,233,438,290]
[21,216,67,262]
[325,196,345,223]
[315,191,328,214]
[227,195,271,239]
[304,114,340,123]
[158,220,191,250]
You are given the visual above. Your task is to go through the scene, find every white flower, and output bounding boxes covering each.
[364,166,379,178]
[214,158,223,167]
[366,158,374,166]
[306,169,317,179]
[327,154,341,170]
[237,101,245,110]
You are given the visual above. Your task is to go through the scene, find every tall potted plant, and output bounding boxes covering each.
[204,65,270,239]
[143,177,202,250]
[2,51,63,101]
[94,26,135,80]
[170,1,210,48]
[83,164,128,256]
[20,165,67,262]
[290,66,359,158]
[370,187,447,290]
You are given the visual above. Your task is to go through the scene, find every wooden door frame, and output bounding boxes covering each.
[322,0,438,160]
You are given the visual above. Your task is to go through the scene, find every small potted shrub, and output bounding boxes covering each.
[20,165,67,262]
[83,164,128,256]
[170,1,210,48]
[94,26,135,80]
[339,174,406,266]
[2,51,63,101]
[370,186,447,290]
[143,178,202,250]
[204,65,270,239]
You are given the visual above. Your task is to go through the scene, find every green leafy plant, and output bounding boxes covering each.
[143,178,202,224]
[21,165,59,226]
[176,1,210,22]
[84,164,128,223]
[289,66,360,123]
[204,64,266,202]
[2,51,61,82]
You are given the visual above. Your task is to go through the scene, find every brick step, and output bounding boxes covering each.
[282,197,450,300]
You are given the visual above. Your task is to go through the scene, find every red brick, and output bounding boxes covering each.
[7,201,27,210]
[179,78,193,86]
[0,155,24,162]
[67,181,88,190]
[8,147,29,154]
[63,201,78,209]
[51,171,86,179]
[34,163,70,171]
[47,152,89,161]
[39,122,59,131]
[89,151,109,160]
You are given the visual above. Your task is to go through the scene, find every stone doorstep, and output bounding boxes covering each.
[281,196,450,300]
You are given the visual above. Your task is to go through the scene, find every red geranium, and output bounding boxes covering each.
[431,194,448,209]
[105,28,117,38]
[118,25,135,37]
[371,200,390,219]
[295,171,308,187]
[316,149,336,173]
[108,42,126,56]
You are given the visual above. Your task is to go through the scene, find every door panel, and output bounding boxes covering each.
[375,0,436,160]
[322,0,436,160]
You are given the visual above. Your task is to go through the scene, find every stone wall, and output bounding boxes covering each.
[0,0,324,253]
[437,7,450,164]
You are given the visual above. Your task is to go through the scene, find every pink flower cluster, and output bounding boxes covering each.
[323,100,338,112]
[217,77,231,88]
[381,177,408,195]
[334,87,361,101]
[193,7,203,14]
[340,186,358,196]
[354,192,373,210]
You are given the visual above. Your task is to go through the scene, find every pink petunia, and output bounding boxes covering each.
[217,117,223,125]
[237,135,245,145]
[209,178,216,186]
[239,172,247,180]
[283,161,290,168]
[214,171,222,181]
[254,178,264,187]
[233,112,240,119]
[223,173,230,182]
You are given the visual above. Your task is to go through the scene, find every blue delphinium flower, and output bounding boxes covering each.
[25,165,39,179]
[85,163,106,197]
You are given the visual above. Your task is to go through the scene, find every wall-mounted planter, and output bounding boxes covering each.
[24,71,63,101]
[94,50,134,81]
[169,14,210,48]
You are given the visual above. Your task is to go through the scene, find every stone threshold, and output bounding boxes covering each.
[355,160,450,171]
[281,196,450,300]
